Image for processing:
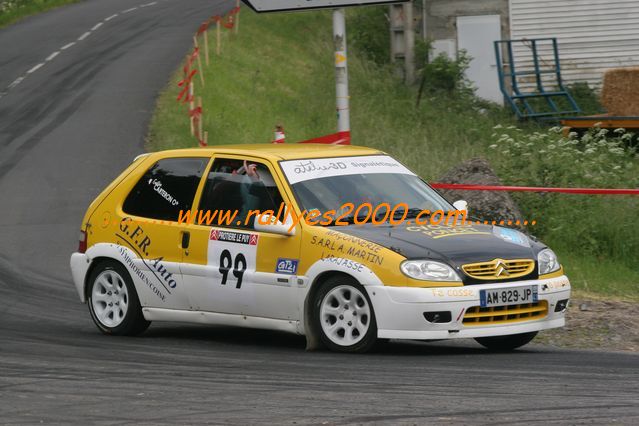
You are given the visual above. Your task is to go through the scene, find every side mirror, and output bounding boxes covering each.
[453,200,468,212]
[254,213,296,236]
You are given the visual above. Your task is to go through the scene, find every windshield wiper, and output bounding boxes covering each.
[327,214,371,225]
[391,208,426,220]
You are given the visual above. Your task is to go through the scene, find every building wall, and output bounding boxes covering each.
[509,0,639,90]
[423,0,509,42]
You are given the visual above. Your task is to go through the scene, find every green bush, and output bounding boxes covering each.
[348,6,389,66]
[567,82,603,115]
[489,125,638,269]
[0,0,79,27]
[419,50,473,94]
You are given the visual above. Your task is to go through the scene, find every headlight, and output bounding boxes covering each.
[400,260,461,282]
[538,248,560,275]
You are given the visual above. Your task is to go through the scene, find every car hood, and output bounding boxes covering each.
[330,222,546,283]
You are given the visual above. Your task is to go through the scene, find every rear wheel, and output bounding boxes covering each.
[312,276,377,353]
[87,260,150,336]
[475,331,538,351]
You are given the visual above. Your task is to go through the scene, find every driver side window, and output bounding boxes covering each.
[198,158,284,230]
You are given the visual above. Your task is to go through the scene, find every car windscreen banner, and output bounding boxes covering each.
[280,155,415,184]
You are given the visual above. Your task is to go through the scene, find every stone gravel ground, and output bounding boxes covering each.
[536,295,639,352]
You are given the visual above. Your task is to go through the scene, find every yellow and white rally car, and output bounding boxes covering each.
[70,144,570,353]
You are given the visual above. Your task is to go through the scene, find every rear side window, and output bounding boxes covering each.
[123,157,208,221]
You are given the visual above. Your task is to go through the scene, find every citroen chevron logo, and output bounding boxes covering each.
[494,259,510,277]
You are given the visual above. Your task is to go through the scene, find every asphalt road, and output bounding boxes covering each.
[1,1,638,424]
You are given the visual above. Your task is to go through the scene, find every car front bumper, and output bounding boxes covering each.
[367,275,570,340]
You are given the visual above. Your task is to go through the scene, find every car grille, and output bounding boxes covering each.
[462,258,535,280]
[462,301,548,326]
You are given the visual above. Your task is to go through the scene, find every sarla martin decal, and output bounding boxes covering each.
[279,155,415,184]
[208,229,258,289]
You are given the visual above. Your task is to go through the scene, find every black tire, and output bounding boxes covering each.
[311,275,378,353]
[87,260,150,336]
[475,331,538,351]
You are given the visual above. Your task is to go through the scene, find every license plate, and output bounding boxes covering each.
[480,285,538,307]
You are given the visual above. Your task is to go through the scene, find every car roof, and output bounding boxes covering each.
[151,143,385,161]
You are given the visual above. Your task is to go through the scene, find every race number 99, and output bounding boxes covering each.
[219,249,247,289]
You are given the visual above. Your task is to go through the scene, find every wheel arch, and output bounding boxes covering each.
[301,258,383,351]
[303,270,356,351]
[84,256,125,300]
[81,243,135,302]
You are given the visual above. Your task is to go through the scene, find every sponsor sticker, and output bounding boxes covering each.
[208,229,258,291]
[494,227,530,247]
[210,229,259,245]
[116,217,176,294]
[406,224,490,239]
[148,178,180,206]
[276,258,298,274]
[280,155,415,184]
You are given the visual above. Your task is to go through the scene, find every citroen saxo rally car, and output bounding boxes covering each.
[70,144,570,353]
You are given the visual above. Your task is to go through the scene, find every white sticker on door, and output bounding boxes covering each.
[207,229,259,290]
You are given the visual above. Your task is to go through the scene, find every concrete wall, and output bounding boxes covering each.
[422,0,509,42]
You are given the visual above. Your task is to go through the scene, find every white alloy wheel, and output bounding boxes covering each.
[319,285,371,347]
[91,269,129,328]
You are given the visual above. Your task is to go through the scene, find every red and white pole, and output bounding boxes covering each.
[273,124,286,143]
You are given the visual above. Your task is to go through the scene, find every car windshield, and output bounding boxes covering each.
[279,155,453,223]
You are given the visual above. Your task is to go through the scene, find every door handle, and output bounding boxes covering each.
[181,231,190,249]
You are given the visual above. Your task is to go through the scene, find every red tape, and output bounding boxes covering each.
[197,22,209,35]
[176,69,196,102]
[297,131,351,145]
[189,106,202,118]
[429,183,639,195]
[223,15,235,29]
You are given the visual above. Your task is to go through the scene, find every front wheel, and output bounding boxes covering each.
[312,276,378,353]
[87,260,150,336]
[475,331,538,351]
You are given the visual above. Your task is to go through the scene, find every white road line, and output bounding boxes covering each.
[2,1,164,99]
[27,63,44,74]
[8,77,25,89]
[45,51,60,61]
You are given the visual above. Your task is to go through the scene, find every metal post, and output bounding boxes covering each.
[403,1,415,84]
[421,0,427,40]
[333,8,350,133]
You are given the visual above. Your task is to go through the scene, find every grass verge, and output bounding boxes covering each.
[0,0,80,28]
[148,8,639,299]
